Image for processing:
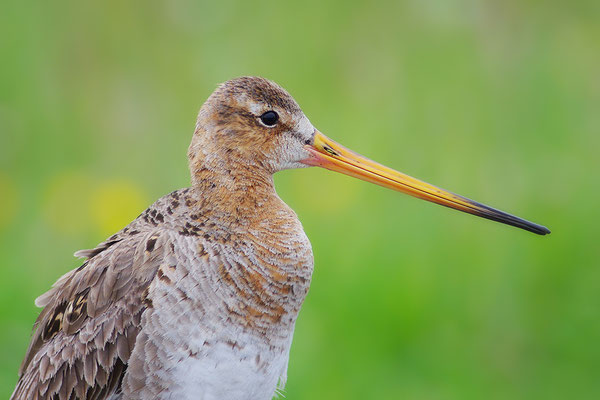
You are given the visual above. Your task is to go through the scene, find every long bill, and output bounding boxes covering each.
[302,131,550,235]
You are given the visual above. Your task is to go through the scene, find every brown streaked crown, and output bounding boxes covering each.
[212,76,302,115]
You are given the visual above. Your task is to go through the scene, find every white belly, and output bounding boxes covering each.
[169,331,292,400]
[123,318,295,400]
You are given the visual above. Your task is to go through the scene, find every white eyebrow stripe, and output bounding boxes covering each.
[233,92,264,115]
[248,101,263,115]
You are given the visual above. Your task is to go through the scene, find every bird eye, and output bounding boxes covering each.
[260,111,279,127]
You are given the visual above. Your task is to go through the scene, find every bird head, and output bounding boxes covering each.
[189,76,549,235]
[188,76,315,176]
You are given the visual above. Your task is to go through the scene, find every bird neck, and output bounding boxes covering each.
[188,161,283,223]
[191,161,274,192]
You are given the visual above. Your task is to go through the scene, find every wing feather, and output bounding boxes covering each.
[11,229,171,400]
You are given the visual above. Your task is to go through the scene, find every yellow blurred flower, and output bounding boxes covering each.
[43,173,148,237]
[42,172,94,235]
[89,180,148,236]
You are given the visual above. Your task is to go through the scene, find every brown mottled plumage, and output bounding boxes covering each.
[12,76,549,400]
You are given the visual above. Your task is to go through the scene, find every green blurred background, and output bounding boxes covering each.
[1,1,599,398]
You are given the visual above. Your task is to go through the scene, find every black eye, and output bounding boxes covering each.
[260,111,279,127]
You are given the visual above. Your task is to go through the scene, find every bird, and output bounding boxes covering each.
[11,76,550,400]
